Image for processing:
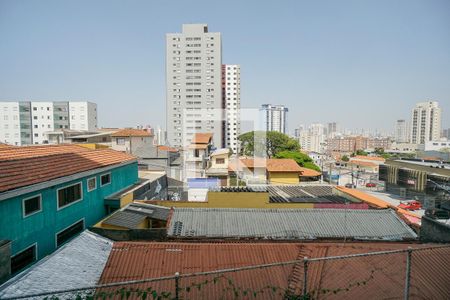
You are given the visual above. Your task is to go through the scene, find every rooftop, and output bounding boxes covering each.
[0,145,136,193]
[97,242,449,300]
[266,159,303,173]
[168,208,417,241]
[0,231,112,299]
[102,203,170,229]
[190,133,213,144]
[111,129,152,137]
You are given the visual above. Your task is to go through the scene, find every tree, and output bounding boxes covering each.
[238,131,300,158]
[274,150,321,171]
[341,155,350,162]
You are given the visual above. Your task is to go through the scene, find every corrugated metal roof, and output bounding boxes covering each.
[0,231,112,298]
[102,203,170,229]
[168,208,417,241]
[97,242,450,300]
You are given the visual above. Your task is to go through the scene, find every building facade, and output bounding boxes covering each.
[0,101,97,145]
[222,64,241,154]
[260,104,288,134]
[0,145,137,275]
[410,101,442,144]
[395,119,409,143]
[166,24,223,149]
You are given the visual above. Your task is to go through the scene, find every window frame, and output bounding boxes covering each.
[56,182,83,210]
[22,194,42,218]
[100,173,111,187]
[87,177,97,192]
[55,218,85,248]
[11,243,37,274]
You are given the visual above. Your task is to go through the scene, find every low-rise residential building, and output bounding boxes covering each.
[111,129,154,154]
[205,148,230,186]
[423,139,450,152]
[0,144,138,275]
[328,136,391,153]
[184,133,214,179]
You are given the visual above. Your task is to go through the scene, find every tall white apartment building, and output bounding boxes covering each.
[260,104,288,134]
[223,64,241,154]
[166,24,223,148]
[410,101,442,144]
[395,119,409,143]
[0,101,97,145]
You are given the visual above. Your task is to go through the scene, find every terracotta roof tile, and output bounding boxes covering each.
[353,155,385,162]
[111,129,152,137]
[298,167,321,177]
[266,159,303,173]
[348,160,378,167]
[0,147,136,193]
[157,145,178,152]
[336,186,390,208]
[191,133,213,144]
[0,144,89,161]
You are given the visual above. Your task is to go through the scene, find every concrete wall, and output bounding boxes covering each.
[90,227,167,241]
[420,216,450,243]
[0,162,138,263]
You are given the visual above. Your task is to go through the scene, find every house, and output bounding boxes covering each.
[0,144,138,275]
[205,148,230,186]
[184,133,214,179]
[228,158,321,185]
[111,129,154,155]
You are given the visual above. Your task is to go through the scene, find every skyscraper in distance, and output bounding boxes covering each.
[395,119,409,143]
[166,24,223,148]
[410,101,442,144]
[260,104,288,134]
[222,64,241,154]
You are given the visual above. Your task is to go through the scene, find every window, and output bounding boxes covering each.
[11,244,36,274]
[56,219,84,247]
[23,195,42,217]
[216,158,225,164]
[87,177,97,192]
[101,173,111,186]
[116,138,125,145]
[57,182,82,209]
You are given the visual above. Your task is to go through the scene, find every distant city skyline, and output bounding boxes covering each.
[0,0,449,132]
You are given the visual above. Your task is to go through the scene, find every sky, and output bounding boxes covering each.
[0,0,449,134]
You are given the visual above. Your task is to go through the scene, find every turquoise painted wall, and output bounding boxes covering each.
[0,162,138,262]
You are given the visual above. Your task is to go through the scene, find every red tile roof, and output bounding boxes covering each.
[353,155,385,162]
[157,145,178,153]
[266,159,303,173]
[0,144,89,161]
[298,167,321,177]
[0,146,136,193]
[191,133,213,144]
[111,129,152,137]
[97,242,449,300]
[348,160,378,167]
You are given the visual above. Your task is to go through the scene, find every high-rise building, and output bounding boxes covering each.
[298,123,326,153]
[260,104,288,134]
[0,101,97,145]
[327,122,338,137]
[442,128,450,140]
[410,101,442,144]
[166,24,223,148]
[222,64,241,154]
[395,119,409,143]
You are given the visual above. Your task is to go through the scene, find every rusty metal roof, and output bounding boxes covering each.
[97,242,450,300]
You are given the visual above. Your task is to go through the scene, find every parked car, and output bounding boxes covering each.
[425,208,450,220]
[345,183,356,188]
[366,183,377,188]
[398,200,422,211]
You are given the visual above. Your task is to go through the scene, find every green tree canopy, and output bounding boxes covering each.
[238,131,300,158]
[341,155,350,162]
[274,150,321,171]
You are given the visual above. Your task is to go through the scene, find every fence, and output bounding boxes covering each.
[2,245,449,300]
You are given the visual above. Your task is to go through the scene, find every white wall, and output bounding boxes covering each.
[31,102,54,144]
[0,102,21,145]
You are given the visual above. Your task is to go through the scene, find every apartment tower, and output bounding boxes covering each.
[260,104,288,134]
[395,119,409,143]
[222,64,241,154]
[0,101,97,145]
[166,24,223,148]
[410,101,442,144]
